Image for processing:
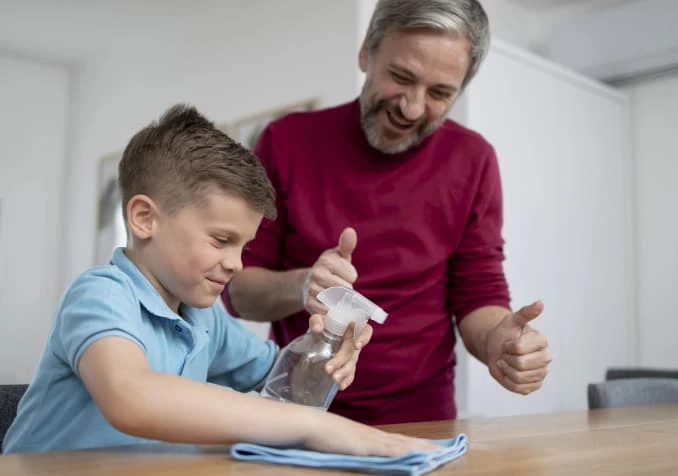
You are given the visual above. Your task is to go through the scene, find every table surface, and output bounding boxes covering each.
[1,404,677,475]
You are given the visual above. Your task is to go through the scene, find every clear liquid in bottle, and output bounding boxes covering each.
[260,287,388,410]
[260,331,339,409]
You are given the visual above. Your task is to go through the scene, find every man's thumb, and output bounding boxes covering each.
[337,227,357,260]
[508,301,544,328]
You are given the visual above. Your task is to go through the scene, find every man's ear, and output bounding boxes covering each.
[358,40,369,73]
[126,195,158,240]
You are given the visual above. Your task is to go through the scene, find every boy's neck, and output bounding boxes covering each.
[123,247,182,314]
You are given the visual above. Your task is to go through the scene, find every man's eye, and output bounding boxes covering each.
[430,90,451,100]
[391,72,410,84]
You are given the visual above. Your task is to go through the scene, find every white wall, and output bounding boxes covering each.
[60,0,360,341]
[622,73,678,368]
[0,55,70,383]
[456,41,635,417]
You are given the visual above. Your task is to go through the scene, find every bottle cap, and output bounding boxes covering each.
[316,287,388,340]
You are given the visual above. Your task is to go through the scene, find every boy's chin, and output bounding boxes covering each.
[184,294,219,309]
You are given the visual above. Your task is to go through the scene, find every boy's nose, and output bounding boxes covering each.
[221,251,243,274]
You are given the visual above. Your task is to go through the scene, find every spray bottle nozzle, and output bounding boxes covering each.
[317,287,388,341]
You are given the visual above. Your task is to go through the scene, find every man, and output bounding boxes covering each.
[223,0,552,425]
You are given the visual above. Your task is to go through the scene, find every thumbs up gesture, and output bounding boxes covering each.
[301,227,359,315]
[486,301,552,395]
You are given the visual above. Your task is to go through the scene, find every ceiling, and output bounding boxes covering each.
[0,0,195,65]
[0,0,629,65]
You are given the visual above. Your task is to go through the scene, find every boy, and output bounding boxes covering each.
[3,104,433,456]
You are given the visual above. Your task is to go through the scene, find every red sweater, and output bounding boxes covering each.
[223,99,511,425]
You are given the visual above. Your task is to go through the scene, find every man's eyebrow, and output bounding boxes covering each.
[389,63,458,92]
[433,84,458,94]
[389,64,415,78]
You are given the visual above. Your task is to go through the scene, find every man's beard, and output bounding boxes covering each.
[359,81,446,155]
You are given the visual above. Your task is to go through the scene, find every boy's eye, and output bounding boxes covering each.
[214,237,229,246]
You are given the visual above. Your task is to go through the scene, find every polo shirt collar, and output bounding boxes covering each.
[110,247,182,321]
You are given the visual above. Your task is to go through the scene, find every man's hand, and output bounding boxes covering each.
[308,314,373,390]
[302,227,358,315]
[486,301,552,395]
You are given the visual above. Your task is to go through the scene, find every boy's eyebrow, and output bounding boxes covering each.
[212,226,240,237]
[212,227,255,243]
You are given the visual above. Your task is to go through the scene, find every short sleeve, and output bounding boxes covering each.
[55,269,146,373]
[206,304,278,392]
[447,148,511,323]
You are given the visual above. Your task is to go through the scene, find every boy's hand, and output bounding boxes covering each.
[305,410,439,457]
[308,315,373,390]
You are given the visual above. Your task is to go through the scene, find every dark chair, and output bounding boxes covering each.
[1,384,28,452]
[588,378,678,410]
[605,367,678,381]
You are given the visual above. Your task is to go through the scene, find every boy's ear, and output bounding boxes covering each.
[126,195,158,240]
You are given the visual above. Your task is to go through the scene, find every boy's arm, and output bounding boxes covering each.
[78,336,433,455]
[79,336,313,446]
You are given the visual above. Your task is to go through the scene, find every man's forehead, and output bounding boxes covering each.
[376,29,470,83]
[378,27,467,48]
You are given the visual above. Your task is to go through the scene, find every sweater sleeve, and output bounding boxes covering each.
[244,124,287,270]
[447,147,511,323]
[221,124,288,315]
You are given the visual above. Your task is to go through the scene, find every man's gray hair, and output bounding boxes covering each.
[364,0,490,89]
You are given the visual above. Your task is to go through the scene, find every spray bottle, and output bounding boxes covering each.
[260,286,387,409]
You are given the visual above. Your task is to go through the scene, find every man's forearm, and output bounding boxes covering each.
[457,305,511,364]
[228,267,309,322]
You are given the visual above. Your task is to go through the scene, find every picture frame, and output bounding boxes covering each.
[218,97,320,150]
[94,151,125,266]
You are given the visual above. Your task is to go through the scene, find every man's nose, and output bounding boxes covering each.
[399,88,426,121]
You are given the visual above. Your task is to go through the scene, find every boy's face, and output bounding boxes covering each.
[134,190,262,312]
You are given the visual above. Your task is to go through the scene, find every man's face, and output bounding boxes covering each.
[358,28,471,154]
[143,190,262,311]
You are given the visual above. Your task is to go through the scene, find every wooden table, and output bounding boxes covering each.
[1,404,677,475]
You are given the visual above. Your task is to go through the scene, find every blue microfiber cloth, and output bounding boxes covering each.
[230,432,467,476]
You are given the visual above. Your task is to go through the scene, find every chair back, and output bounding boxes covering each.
[605,367,678,381]
[0,384,28,452]
[588,378,678,409]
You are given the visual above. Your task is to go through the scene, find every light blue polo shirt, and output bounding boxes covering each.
[3,247,278,454]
